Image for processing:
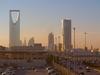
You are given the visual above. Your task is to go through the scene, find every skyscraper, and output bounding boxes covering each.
[9,10,20,47]
[62,19,72,50]
[48,32,54,51]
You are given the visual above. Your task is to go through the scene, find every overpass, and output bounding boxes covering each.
[0,50,48,60]
[0,50,48,68]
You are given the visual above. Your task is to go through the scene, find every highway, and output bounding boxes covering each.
[0,51,100,75]
[60,59,100,75]
[15,69,48,75]
[0,64,59,75]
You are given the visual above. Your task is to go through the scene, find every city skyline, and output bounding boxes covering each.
[0,0,100,49]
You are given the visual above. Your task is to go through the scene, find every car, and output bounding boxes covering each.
[46,66,53,70]
[1,70,15,75]
[86,66,91,72]
[1,72,6,75]
[48,70,59,75]
[23,67,26,70]
[48,69,54,74]
[10,71,15,75]
[32,67,35,70]
[34,69,38,72]
[79,67,83,70]
[70,67,73,70]
[17,67,21,70]
[1,71,10,75]
[79,72,84,75]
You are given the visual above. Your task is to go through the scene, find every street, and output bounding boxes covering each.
[16,69,48,75]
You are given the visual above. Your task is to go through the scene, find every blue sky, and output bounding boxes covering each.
[0,0,100,48]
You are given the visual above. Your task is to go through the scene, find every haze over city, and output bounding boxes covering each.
[1,0,100,75]
[0,0,100,49]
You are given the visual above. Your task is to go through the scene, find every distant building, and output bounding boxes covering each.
[62,19,72,50]
[23,39,27,46]
[19,40,22,46]
[54,44,57,51]
[10,43,45,51]
[0,46,6,50]
[28,37,34,47]
[58,43,62,52]
[9,10,20,47]
[48,32,54,51]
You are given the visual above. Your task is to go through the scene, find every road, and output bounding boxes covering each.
[16,69,48,75]
[60,59,100,75]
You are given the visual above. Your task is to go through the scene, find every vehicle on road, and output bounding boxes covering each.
[86,66,91,72]
[79,72,84,75]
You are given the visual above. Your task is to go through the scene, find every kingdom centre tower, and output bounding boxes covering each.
[9,10,20,47]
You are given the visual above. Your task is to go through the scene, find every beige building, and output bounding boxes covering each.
[48,32,54,51]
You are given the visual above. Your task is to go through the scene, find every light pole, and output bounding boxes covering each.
[55,37,57,52]
[84,32,87,49]
[73,27,76,49]
[58,36,61,52]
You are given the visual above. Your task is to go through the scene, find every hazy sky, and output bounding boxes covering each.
[0,0,100,49]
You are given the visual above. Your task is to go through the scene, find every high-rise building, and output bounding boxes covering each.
[48,32,54,51]
[9,10,20,47]
[62,19,72,50]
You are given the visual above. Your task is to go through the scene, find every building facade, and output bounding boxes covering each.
[62,19,72,50]
[9,10,20,47]
[48,32,54,51]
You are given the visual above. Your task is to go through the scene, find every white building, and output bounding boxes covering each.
[48,32,54,51]
[9,10,20,47]
[62,19,72,50]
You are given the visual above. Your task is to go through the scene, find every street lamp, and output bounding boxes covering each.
[73,27,76,49]
[84,32,87,49]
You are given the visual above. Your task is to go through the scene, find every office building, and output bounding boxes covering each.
[9,10,20,47]
[62,19,72,50]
